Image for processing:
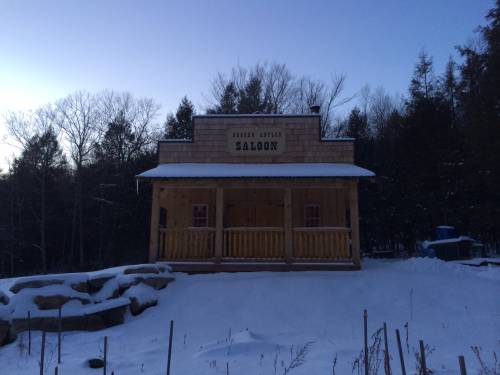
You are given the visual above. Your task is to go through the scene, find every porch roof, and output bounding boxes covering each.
[137,163,375,179]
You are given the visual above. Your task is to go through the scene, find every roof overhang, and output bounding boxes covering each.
[136,163,375,179]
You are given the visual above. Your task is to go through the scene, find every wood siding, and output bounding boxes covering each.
[158,116,354,164]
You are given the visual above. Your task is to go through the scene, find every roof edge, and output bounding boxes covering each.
[193,114,321,119]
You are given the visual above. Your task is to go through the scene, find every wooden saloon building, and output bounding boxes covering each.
[137,114,374,272]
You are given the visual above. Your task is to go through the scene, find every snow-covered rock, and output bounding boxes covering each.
[92,278,120,303]
[0,262,175,345]
[123,284,158,316]
[10,273,89,294]
[0,291,9,305]
[0,319,13,346]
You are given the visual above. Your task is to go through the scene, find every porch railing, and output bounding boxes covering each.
[223,227,285,259]
[293,227,351,260]
[159,227,215,260]
[158,226,351,261]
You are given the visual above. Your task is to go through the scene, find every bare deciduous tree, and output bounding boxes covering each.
[206,62,354,137]
[264,63,295,114]
[292,74,354,137]
[55,91,101,267]
[369,87,398,136]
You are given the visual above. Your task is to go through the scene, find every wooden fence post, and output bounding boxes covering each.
[28,310,31,355]
[458,355,467,375]
[395,329,406,375]
[419,340,427,375]
[57,306,62,364]
[364,310,368,375]
[103,336,108,375]
[40,331,46,375]
[167,320,174,375]
[383,323,391,375]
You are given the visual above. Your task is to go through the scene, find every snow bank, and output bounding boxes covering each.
[0,258,498,375]
[389,256,500,281]
[0,304,12,320]
[196,330,281,357]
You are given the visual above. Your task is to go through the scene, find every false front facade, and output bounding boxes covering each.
[137,114,374,272]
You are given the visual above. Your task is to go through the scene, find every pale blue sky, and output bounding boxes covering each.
[0,0,495,165]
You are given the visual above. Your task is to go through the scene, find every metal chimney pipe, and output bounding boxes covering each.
[310,105,320,114]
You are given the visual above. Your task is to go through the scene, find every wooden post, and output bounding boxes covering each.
[40,331,46,375]
[284,188,293,262]
[383,323,391,375]
[103,336,108,375]
[28,310,31,355]
[166,320,174,375]
[54,366,58,375]
[363,310,368,375]
[458,356,467,375]
[149,183,161,262]
[419,340,427,375]
[349,181,361,265]
[57,306,62,364]
[395,329,406,375]
[215,188,224,262]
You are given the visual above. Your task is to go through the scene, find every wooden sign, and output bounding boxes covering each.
[227,128,286,155]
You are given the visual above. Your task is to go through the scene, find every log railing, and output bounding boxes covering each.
[223,227,285,259]
[292,227,351,260]
[159,227,215,260]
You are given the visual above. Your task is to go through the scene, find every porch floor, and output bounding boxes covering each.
[164,259,360,273]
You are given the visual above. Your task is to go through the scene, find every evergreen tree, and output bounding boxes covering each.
[165,96,195,139]
[458,0,500,246]
[409,51,436,102]
[237,76,270,113]
[442,57,458,125]
[12,128,67,272]
[344,107,370,140]
[212,82,239,114]
[95,112,137,168]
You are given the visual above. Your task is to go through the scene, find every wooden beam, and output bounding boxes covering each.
[214,188,224,262]
[349,182,361,266]
[154,178,355,190]
[284,188,293,263]
[149,183,161,262]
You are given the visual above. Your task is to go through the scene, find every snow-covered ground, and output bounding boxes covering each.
[0,258,499,375]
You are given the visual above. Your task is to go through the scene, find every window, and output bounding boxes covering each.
[304,204,320,227]
[159,207,167,228]
[192,204,208,227]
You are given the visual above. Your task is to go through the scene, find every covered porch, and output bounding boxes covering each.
[148,177,363,272]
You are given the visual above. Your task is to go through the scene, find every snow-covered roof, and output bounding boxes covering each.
[193,114,320,118]
[422,236,475,249]
[137,163,375,179]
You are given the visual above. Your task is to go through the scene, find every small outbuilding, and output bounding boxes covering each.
[137,114,374,272]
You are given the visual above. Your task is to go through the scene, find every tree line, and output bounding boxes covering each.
[1,2,499,276]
